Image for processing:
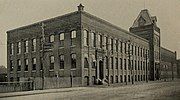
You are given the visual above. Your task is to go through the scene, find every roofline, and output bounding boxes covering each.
[161,46,176,54]
[7,9,148,43]
[82,11,149,43]
[7,11,79,33]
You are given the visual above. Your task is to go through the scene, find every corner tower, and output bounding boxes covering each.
[129,9,160,81]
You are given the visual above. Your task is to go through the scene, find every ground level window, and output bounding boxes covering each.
[111,76,113,83]
[116,76,118,83]
[120,75,123,83]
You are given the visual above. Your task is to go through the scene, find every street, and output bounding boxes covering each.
[1,80,180,100]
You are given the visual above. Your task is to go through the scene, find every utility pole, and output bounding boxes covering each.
[41,22,45,90]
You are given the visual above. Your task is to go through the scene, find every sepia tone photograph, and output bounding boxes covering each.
[0,0,180,100]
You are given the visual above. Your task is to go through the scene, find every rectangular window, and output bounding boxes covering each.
[120,75,123,83]
[140,48,142,57]
[17,42,21,54]
[111,39,113,51]
[109,38,111,50]
[71,31,76,46]
[99,35,102,48]
[128,75,130,82]
[116,40,118,52]
[120,58,122,69]
[120,41,122,53]
[25,40,28,53]
[124,43,126,54]
[138,61,140,70]
[115,57,118,69]
[10,43,14,55]
[111,57,113,69]
[124,59,126,70]
[84,57,89,68]
[124,75,126,82]
[59,55,64,69]
[32,58,36,70]
[92,32,96,47]
[141,61,143,70]
[138,47,140,56]
[105,37,108,50]
[25,59,28,71]
[10,60,13,71]
[106,56,108,69]
[32,39,36,52]
[71,54,76,68]
[60,33,64,40]
[135,46,137,55]
[131,45,133,55]
[131,60,133,70]
[92,62,96,69]
[50,35,54,42]
[17,59,21,71]
[50,56,54,70]
[59,33,64,46]
[128,59,131,70]
[84,30,88,46]
[116,76,118,83]
[135,75,137,81]
[135,60,137,70]
[71,30,76,38]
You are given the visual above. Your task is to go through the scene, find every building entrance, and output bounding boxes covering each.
[99,60,104,80]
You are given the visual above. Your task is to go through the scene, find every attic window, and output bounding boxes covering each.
[138,17,146,26]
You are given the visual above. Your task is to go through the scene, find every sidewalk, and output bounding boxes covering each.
[0,79,179,98]
[0,87,86,98]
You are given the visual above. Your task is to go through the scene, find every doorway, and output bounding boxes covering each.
[99,60,104,80]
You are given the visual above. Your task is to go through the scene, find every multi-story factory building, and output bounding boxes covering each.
[7,4,178,89]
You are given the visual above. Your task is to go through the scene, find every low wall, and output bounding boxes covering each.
[0,82,33,93]
[34,77,82,90]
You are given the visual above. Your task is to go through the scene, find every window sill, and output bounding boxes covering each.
[71,68,76,70]
[32,70,36,72]
[59,47,64,49]
[70,45,76,48]
[49,70,54,72]
[17,71,21,73]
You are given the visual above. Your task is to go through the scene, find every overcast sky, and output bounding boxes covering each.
[0,0,180,67]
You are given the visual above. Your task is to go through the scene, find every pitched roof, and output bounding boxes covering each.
[131,9,156,28]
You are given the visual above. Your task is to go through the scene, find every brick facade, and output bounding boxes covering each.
[7,4,178,89]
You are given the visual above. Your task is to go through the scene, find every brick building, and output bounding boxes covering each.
[7,4,178,89]
[160,47,177,80]
[177,59,180,78]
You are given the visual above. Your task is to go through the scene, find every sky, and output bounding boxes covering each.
[0,0,180,67]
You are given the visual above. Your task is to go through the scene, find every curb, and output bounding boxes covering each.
[0,88,84,98]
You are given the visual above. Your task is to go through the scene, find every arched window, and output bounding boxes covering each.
[50,35,54,42]
[84,30,88,46]
[32,39,36,51]
[17,42,21,54]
